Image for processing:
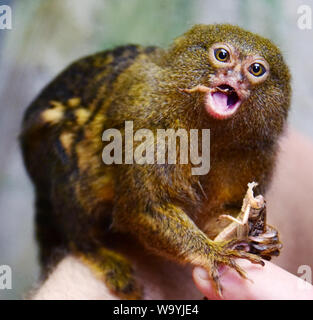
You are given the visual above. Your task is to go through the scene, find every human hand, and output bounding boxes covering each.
[193,259,313,300]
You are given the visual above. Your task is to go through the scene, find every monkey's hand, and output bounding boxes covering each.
[248,224,282,261]
[202,238,264,296]
[215,182,282,261]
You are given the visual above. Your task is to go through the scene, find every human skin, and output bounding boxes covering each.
[193,261,313,300]
[31,255,313,300]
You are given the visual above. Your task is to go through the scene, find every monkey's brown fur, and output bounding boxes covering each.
[20,24,291,299]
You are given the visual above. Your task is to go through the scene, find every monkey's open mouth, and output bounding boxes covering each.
[205,84,241,119]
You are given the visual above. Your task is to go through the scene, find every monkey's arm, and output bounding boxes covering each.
[112,166,263,296]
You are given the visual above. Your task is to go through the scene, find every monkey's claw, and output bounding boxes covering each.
[248,225,282,260]
[207,239,264,297]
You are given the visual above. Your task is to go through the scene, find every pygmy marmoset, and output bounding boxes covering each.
[20,24,291,299]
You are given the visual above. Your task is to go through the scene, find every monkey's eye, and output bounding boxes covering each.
[249,63,266,77]
[214,48,230,62]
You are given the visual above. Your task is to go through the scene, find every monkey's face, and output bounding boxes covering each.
[168,24,291,131]
[203,42,270,119]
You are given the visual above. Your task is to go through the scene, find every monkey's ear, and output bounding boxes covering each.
[176,24,211,43]
[183,24,208,36]
[170,24,213,54]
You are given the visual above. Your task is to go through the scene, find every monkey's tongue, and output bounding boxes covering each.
[212,92,230,112]
[204,90,241,119]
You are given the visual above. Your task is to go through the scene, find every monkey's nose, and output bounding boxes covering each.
[226,69,243,82]
[235,72,244,82]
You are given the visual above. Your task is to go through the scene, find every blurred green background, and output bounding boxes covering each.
[0,0,313,299]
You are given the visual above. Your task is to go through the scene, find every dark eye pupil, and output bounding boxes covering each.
[218,49,227,60]
[253,64,261,73]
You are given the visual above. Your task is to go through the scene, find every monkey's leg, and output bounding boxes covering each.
[75,247,142,300]
[115,203,264,296]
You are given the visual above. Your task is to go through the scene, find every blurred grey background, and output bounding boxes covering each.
[0,0,313,299]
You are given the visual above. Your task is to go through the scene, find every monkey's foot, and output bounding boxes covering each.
[205,239,264,297]
[78,247,142,300]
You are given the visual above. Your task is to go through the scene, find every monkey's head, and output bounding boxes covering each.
[165,24,291,140]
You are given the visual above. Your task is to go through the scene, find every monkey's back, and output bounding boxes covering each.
[20,45,157,266]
